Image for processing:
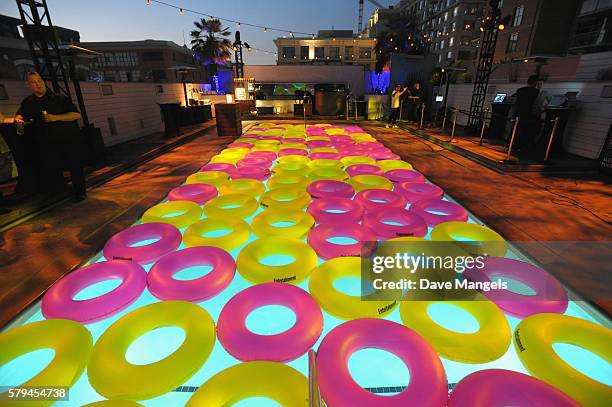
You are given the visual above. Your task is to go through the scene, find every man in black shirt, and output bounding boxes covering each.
[511,75,542,159]
[15,72,86,202]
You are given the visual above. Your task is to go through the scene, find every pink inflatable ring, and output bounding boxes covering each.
[42,260,147,324]
[278,148,308,157]
[307,180,354,199]
[364,208,428,239]
[317,318,447,407]
[237,156,273,168]
[354,189,407,212]
[464,257,568,318]
[385,169,426,184]
[103,222,182,264]
[217,282,323,363]
[232,165,270,181]
[167,183,218,205]
[246,151,277,161]
[307,222,377,259]
[448,369,580,407]
[147,246,235,302]
[310,152,342,160]
[199,162,235,175]
[307,197,364,224]
[346,164,384,177]
[409,198,469,227]
[395,181,444,203]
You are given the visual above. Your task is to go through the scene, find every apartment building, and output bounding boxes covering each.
[568,0,612,53]
[274,30,377,70]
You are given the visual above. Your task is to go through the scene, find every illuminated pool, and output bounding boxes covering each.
[1,123,610,406]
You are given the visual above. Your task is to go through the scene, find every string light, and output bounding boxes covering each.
[264,27,267,32]
[179,7,183,15]
[146,0,151,4]
[237,22,241,27]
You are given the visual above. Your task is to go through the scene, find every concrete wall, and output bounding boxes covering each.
[244,65,366,96]
[0,81,227,146]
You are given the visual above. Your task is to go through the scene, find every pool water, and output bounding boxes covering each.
[1,123,610,406]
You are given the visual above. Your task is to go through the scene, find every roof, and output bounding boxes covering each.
[79,39,190,52]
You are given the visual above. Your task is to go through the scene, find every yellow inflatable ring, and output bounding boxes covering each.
[219,178,265,198]
[88,301,215,400]
[341,156,376,166]
[183,216,251,251]
[0,319,92,404]
[376,160,412,171]
[308,167,349,182]
[251,145,279,153]
[210,154,241,165]
[276,155,310,165]
[186,362,308,406]
[310,147,338,154]
[251,208,315,239]
[260,186,312,211]
[267,173,309,190]
[430,221,507,256]
[82,401,143,407]
[308,158,344,170]
[237,237,317,284]
[514,313,612,406]
[203,193,258,219]
[399,291,511,363]
[348,174,393,192]
[273,162,311,177]
[186,171,229,188]
[309,257,398,320]
[142,200,202,229]
[278,142,307,150]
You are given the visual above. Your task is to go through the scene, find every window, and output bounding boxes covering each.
[464,21,474,30]
[107,117,117,136]
[300,46,309,60]
[453,6,459,17]
[315,47,325,59]
[447,51,453,59]
[142,51,164,62]
[344,46,354,60]
[507,32,519,52]
[329,46,340,59]
[359,47,371,58]
[513,5,525,27]
[152,69,166,82]
[440,40,445,49]
[458,50,471,60]
[100,84,114,95]
[444,11,449,22]
[451,21,457,32]
[461,36,472,46]
[438,54,443,63]
[449,36,454,47]
[282,47,295,58]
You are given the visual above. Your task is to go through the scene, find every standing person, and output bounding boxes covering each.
[399,83,412,121]
[510,75,544,159]
[14,71,86,202]
[386,84,407,128]
[409,82,423,122]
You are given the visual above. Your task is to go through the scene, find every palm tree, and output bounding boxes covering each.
[190,18,233,90]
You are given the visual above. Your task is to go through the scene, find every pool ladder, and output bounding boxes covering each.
[308,349,323,407]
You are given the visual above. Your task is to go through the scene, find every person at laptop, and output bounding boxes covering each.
[509,75,545,159]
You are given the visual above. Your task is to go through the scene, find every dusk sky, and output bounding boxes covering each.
[0,0,393,65]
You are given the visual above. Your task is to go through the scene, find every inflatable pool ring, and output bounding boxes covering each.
[309,257,398,319]
[344,125,364,133]
[307,222,377,259]
[448,369,580,407]
[348,174,394,192]
[260,186,312,211]
[307,179,354,199]
[395,181,444,203]
[279,142,307,149]
[430,221,507,256]
[345,164,384,177]
[246,150,277,161]
[317,318,447,407]
[227,141,254,149]
[308,167,349,182]
[325,128,347,135]
[88,301,215,401]
[219,147,250,157]
[255,139,280,146]
[142,200,202,229]
[400,291,511,363]
[308,158,344,170]
[250,145,279,154]
[372,151,402,160]
[276,154,310,165]
[340,155,376,166]
[236,237,318,284]
[307,197,364,224]
[354,188,407,212]
[273,161,310,177]
[198,162,235,175]
[309,151,342,160]
[210,154,240,165]
[236,156,273,168]
[219,178,265,198]
[464,256,568,318]
[185,362,308,406]
[217,282,323,362]
[103,222,182,264]
[167,183,218,205]
[203,193,258,219]
[232,165,270,181]
[252,208,315,239]
[385,169,426,184]
[267,173,309,190]
[0,319,93,403]
[183,216,251,251]
[186,170,229,188]
[147,246,235,302]
[514,313,612,406]
[408,198,469,227]
[42,261,147,324]
[310,147,338,154]
[278,147,308,157]
[82,401,143,407]
[364,208,428,239]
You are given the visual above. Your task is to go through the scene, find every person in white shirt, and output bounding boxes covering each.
[386,84,408,128]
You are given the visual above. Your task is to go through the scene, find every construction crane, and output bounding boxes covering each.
[358,0,387,34]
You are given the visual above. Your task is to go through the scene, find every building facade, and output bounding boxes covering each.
[80,40,207,83]
[274,30,377,70]
[568,0,612,54]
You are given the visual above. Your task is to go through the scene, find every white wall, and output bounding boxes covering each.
[0,81,227,146]
[244,65,365,96]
